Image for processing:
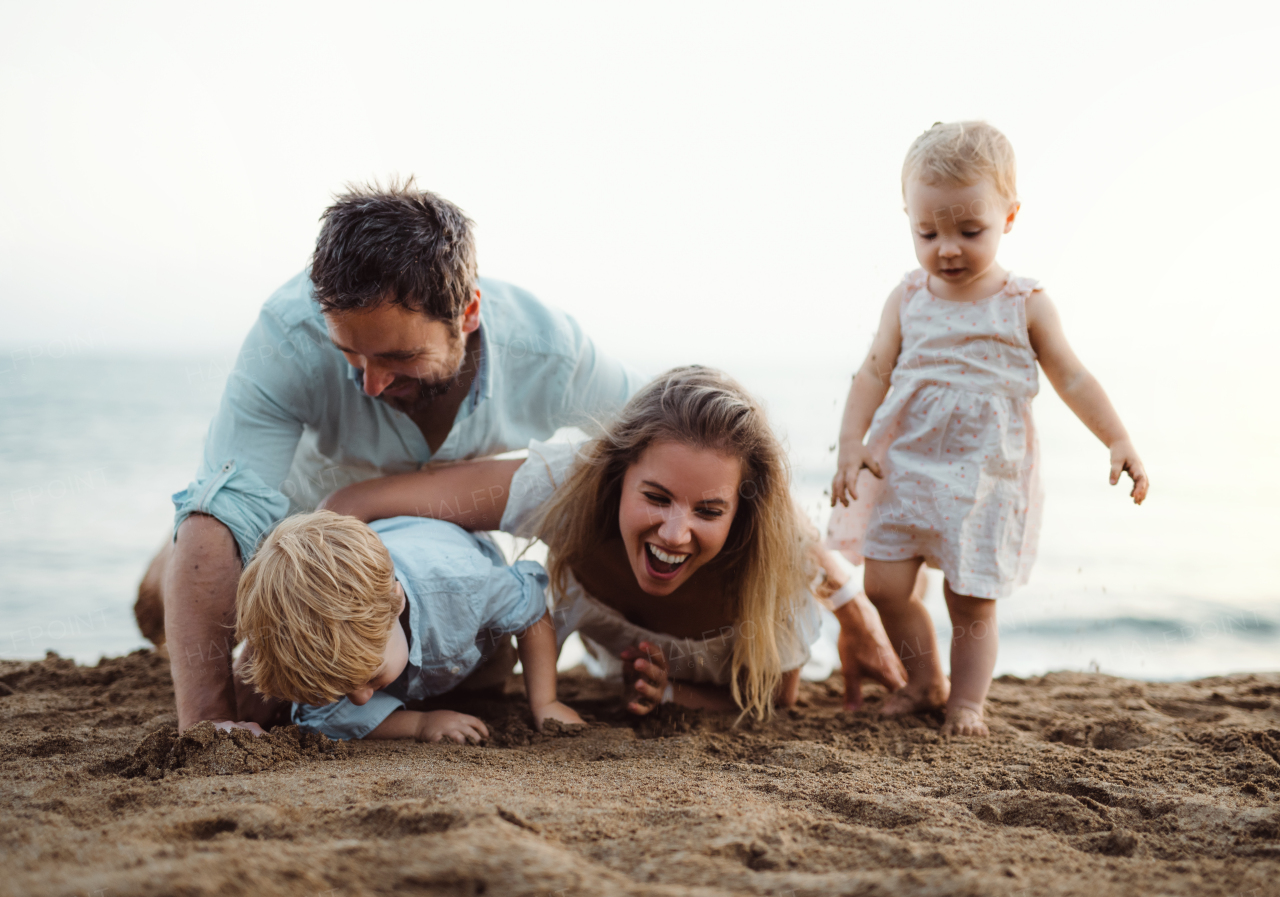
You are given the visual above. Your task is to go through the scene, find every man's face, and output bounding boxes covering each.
[325,293,481,415]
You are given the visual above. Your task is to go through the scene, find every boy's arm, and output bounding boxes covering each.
[832,284,906,506]
[1026,290,1149,503]
[516,613,583,730]
[367,709,489,744]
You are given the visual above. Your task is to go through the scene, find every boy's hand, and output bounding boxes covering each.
[621,641,669,715]
[416,710,489,745]
[1108,439,1149,505]
[532,700,584,730]
[831,445,882,507]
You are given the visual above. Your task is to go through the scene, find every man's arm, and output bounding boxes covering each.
[167,301,318,730]
[165,512,243,729]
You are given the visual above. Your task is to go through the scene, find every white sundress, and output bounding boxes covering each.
[826,269,1044,599]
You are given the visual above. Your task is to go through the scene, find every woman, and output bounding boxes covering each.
[323,366,905,720]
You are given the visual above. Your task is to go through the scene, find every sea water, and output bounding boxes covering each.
[1,350,1276,680]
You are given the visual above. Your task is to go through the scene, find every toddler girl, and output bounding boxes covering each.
[827,121,1149,736]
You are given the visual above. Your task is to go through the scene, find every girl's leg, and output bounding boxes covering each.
[941,582,998,737]
[864,559,948,716]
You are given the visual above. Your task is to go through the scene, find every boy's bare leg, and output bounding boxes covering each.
[163,513,242,730]
[941,583,998,737]
[864,558,949,716]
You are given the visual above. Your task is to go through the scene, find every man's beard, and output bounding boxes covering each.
[375,336,469,416]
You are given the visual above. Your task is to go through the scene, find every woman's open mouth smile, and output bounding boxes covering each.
[644,542,691,580]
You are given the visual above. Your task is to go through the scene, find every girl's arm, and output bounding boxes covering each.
[515,612,584,730]
[832,284,906,506]
[367,709,489,744]
[319,457,525,529]
[1026,291,1149,504]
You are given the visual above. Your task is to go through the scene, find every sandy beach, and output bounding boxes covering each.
[1,650,1278,897]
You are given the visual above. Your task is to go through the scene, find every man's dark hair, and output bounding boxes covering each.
[310,177,478,321]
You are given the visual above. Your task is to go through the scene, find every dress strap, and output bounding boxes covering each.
[903,268,929,293]
[1001,274,1041,298]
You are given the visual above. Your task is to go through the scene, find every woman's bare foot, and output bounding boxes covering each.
[880,677,949,717]
[941,703,988,737]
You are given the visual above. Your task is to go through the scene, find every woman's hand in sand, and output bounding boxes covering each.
[416,710,489,745]
[834,594,908,711]
[831,445,882,507]
[621,641,669,715]
[211,720,266,737]
[533,700,584,731]
[1108,439,1149,505]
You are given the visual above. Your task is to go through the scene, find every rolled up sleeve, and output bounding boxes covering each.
[292,691,405,741]
[482,559,552,636]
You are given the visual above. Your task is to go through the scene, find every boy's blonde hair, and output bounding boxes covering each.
[902,121,1017,200]
[235,510,400,706]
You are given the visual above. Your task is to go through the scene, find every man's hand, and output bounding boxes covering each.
[416,710,489,744]
[211,720,266,737]
[1109,439,1149,505]
[831,445,882,507]
[621,641,669,715]
[532,700,584,730]
[835,593,908,711]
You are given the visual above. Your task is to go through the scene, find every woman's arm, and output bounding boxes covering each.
[622,642,803,713]
[1026,291,1149,504]
[319,457,525,528]
[832,284,906,506]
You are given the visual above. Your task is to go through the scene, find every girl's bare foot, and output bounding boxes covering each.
[879,677,949,718]
[941,703,988,737]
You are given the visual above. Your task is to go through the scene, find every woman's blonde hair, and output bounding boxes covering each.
[902,120,1017,200]
[235,510,401,706]
[533,366,812,722]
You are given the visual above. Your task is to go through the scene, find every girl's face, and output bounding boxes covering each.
[618,439,742,596]
[905,176,1019,295]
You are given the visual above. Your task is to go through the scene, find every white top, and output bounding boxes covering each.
[500,436,821,685]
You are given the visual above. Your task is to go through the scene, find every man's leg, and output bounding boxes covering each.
[134,539,173,656]
[163,513,242,730]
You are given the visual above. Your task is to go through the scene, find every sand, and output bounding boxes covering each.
[1,651,1278,897]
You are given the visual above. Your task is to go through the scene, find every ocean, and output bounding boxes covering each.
[1,348,1276,681]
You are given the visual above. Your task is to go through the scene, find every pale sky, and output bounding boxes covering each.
[2,2,1278,399]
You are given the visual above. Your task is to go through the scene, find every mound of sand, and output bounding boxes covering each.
[1,650,1278,896]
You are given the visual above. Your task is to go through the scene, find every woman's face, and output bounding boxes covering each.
[618,439,742,596]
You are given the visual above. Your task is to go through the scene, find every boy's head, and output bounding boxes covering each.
[901,122,1020,289]
[902,121,1017,201]
[236,510,408,706]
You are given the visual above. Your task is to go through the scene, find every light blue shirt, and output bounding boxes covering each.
[292,516,548,740]
[172,270,642,562]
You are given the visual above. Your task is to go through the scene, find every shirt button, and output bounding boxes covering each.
[450,665,460,674]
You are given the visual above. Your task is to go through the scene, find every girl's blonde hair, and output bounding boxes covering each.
[533,366,812,722]
[235,510,401,706]
[902,120,1017,200]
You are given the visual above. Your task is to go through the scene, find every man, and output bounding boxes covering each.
[138,180,643,732]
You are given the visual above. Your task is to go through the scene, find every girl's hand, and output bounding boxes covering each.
[1109,439,1149,505]
[621,641,669,715]
[831,445,883,507]
[533,700,584,730]
[416,710,489,744]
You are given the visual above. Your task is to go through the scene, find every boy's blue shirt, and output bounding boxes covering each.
[291,516,548,741]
